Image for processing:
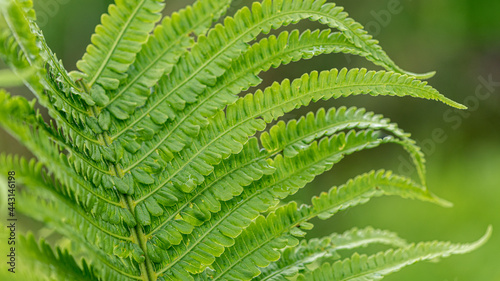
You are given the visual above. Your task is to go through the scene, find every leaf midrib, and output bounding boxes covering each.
[210,210,313,281]
[156,136,383,276]
[146,117,396,237]
[122,33,361,173]
[37,33,90,115]
[108,8,358,142]
[209,179,393,281]
[104,7,220,108]
[88,0,148,87]
[133,81,429,203]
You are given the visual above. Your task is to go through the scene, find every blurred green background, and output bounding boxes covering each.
[1,0,498,280]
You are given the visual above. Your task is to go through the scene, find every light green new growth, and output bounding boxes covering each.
[0,0,488,280]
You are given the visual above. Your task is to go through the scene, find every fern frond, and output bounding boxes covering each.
[106,0,431,162]
[0,1,482,280]
[0,0,43,91]
[140,108,418,265]
[146,0,429,117]
[18,234,101,281]
[0,90,120,204]
[297,227,492,280]
[204,170,447,280]
[320,227,409,251]
[14,178,142,280]
[0,0,112,169]
[0,90,134,266]
[0,0,38,63]
[33,22,95,113]
[108,28,363,143]
[76,0,164,90]
[108,28,367,172]
[105,29,367,194]
[104,0,233,121]
[2,154,131,239]
[0,154,140,276]
[311,170,450,221]
[257,227,408,281]
[126,68,457,214]
[261,106,427,184]
[142,107,410,239]
[153,131,410,279]
[141,138,274,242]
[106,0,438,171]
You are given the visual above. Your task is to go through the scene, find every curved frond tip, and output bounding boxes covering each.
[297,226,492,281]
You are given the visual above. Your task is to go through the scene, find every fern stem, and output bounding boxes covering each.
[124,194,158,281]
[90,101,156,280]
[144,151,269,237]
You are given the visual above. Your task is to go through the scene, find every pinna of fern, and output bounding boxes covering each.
[0,0,491,280]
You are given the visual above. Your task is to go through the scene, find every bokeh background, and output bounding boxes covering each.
[1,0,498,280]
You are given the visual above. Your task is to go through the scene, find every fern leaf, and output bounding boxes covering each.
[149,0,428,115]
[76,0,164,90]
[297,227,492,280]
[153,131,410,279]
[107,28,364,144]
[0,90,119,204]
[17,234,101,281]
[141,109,417,263]
[33,22,95,112]
[0,0,45,100]
[0,1,481,280]
[0,91,134,258]
[204,170,447,280]
[0,107,144,281]
[105,29,367,193]
[106,0,430,168]
[311,170,451,221]
[256,238,339,281]
[107,0,423,161]
[256,227,408,281]
[320,227,409,251]
[0,155,139,274]
[141,107,409,237]
[108,28,366,168]
[261,106,427,184]
[198,207,303,281]
[0,0,39,66]
[125,68,458,215]
[14,177,142,280]
[104,0,233,121]
[0,1,110,168]
[143,102,425,239]
[3,154,131,239]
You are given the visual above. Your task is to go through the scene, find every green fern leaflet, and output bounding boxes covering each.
[0,0,490,280]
